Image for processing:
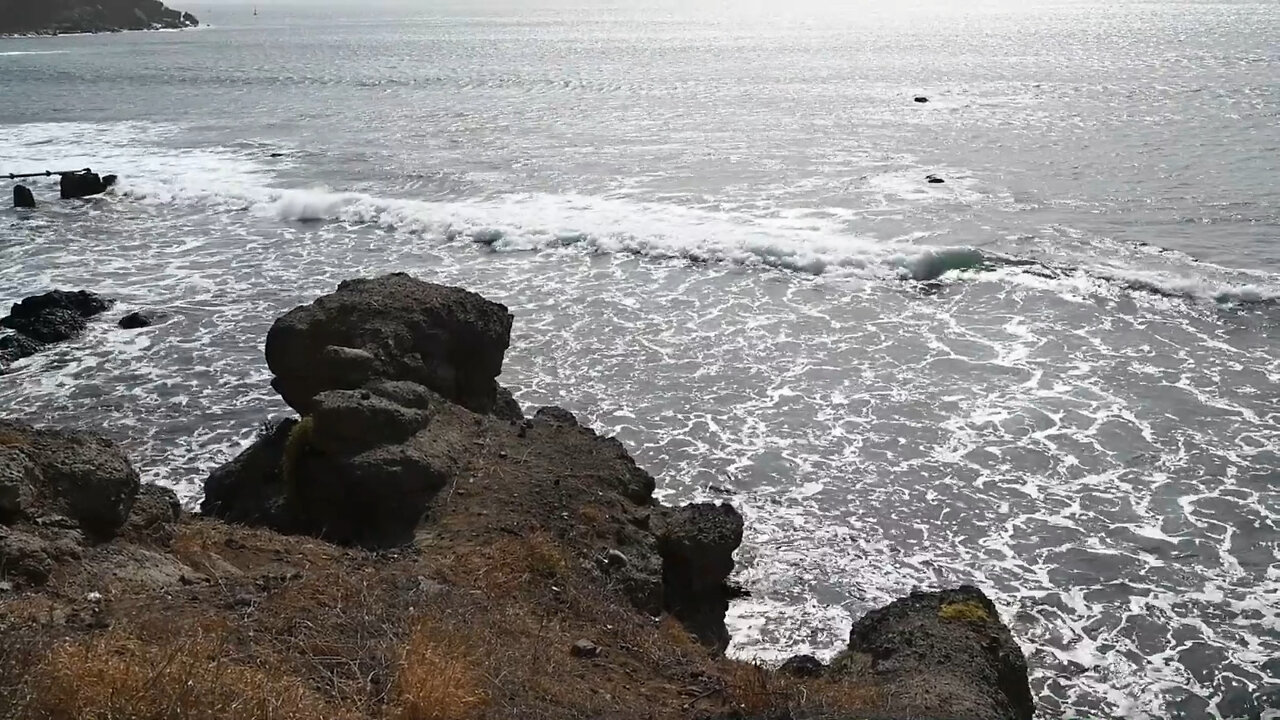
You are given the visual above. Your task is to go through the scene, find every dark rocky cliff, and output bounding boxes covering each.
[0,0,198,35]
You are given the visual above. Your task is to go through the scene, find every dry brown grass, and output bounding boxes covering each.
[443,530,567,596]
[14,621,351,720]
[0,429,29,447]
[391,619,488,720]
[720,659,888,717]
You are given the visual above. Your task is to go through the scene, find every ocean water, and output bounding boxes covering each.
[1,0,1278,717]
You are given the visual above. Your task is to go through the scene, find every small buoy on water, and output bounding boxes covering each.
[914,96,929,103]
[13,184,35,208]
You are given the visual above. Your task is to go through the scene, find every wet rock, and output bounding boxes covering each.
[778,654,826,678]
[118,310,164,329]
[834,584,1034,720]
[926,174,946,184]
[0,333,44,367]
[2,289,112,344]
[914,95,930,103]
[13,184,35,208]
[0,420,139,539]
[265,273,513,416]
[59,171,114,200]
[655,502,744,652]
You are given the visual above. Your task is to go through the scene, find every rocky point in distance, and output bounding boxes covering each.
[0,0,198,36]
[0,273,1035,720]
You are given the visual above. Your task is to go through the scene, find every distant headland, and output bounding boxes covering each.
[0,0,198,36]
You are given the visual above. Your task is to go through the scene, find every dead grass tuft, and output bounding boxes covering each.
[392,619,489,720]
[719,659,887,718]
[15,621,350,720]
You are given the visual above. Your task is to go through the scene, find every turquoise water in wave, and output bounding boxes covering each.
[1,1,1278,717]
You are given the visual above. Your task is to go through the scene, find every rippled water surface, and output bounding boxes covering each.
[1,1,1278,717]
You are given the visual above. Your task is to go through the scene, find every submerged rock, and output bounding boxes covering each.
[118,309,165,329]
[265,273,514,416]
[833,584,1035,720]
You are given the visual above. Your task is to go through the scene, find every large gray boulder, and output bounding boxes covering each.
[264,274,514,416]
[0,420,139,539]
[834,585,1035,720]
[655,502,744,652]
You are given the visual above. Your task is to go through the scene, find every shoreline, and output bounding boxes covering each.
[0,276,1037,720]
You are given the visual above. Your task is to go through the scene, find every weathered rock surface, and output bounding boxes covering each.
[0,0,199,35]
[0,420,138,538]
[833,585,1035,720]
[1,289,112,345]
[0,420,187,590]
[118,309,164,329]
[264,273,514,416]
[0,332,43,368]
[655,502,744,652]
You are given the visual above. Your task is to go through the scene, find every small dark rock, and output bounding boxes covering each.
[778,654,826,678]
[13,185,35,209]
[926,174,946,184]
[118,310,164,329]
[914,95,930,103]
[570,639,602,658]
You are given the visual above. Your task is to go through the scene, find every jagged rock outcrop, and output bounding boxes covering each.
[203,273,743,648]
[655,502,744,651]
[264,273,514,416]
[0,0,198,35]
[832,585,1035,720]
[0,290,114,369]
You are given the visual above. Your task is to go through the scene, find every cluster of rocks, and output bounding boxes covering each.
[0,290,164,370]
[2,273,1036,719]
[0,0,198,35]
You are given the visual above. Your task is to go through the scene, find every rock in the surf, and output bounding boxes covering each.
[831,584,1035,720]
[1,289,113,345]
[59,171,116,200]
[118,309,165,329]
[264,273,514,416]
[655,502,744,652]
[12,185,36,209]
[0,333,44,368]
[914,95,930,103]
[926,173,945,184]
